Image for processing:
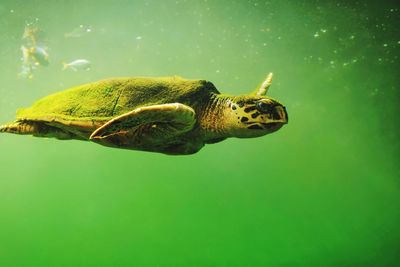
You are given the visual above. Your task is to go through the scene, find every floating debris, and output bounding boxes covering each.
[64,25,92,38]
[19,46,33,79]
[22,25,39,45]
[19,62,34,79]
[62,59,91,71]
[19,21,50,79]
[21,45,31,65]
[18,45,50,79]
[313,29,327,38]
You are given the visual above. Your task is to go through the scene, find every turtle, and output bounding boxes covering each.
[0,73,288,155]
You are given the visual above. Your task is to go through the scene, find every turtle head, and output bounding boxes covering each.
[226,73,288,138]
[227,96,288,138]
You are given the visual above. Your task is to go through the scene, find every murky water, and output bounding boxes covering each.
[0,1,399,266]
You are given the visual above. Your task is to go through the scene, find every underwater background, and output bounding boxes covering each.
[0,1,399,266]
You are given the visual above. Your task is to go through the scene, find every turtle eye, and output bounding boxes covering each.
[255,101,271,113]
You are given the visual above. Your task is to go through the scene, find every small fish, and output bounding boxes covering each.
[64,25,92,38]
[30,46,50,66]
[62,59,91,71]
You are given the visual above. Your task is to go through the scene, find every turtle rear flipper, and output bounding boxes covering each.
[90,103,197,152]
[0,121,39,135]
[0,121,78,140]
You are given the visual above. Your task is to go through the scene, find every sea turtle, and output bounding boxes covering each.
[0,74,288,155]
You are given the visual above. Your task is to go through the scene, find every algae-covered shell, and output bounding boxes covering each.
[17,76,218,124]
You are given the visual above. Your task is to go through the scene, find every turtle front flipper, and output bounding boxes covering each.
[89,103,197,153]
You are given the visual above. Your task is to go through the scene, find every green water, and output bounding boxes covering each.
[0,1,399,266]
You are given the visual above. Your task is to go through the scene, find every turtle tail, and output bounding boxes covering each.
[0,121,39,135]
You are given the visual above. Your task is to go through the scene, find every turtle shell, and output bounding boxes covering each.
[17,76,219,125]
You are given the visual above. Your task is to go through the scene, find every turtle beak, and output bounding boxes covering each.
[278,106,288,123]
[259,105,288,133]
[271,105,288,124]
